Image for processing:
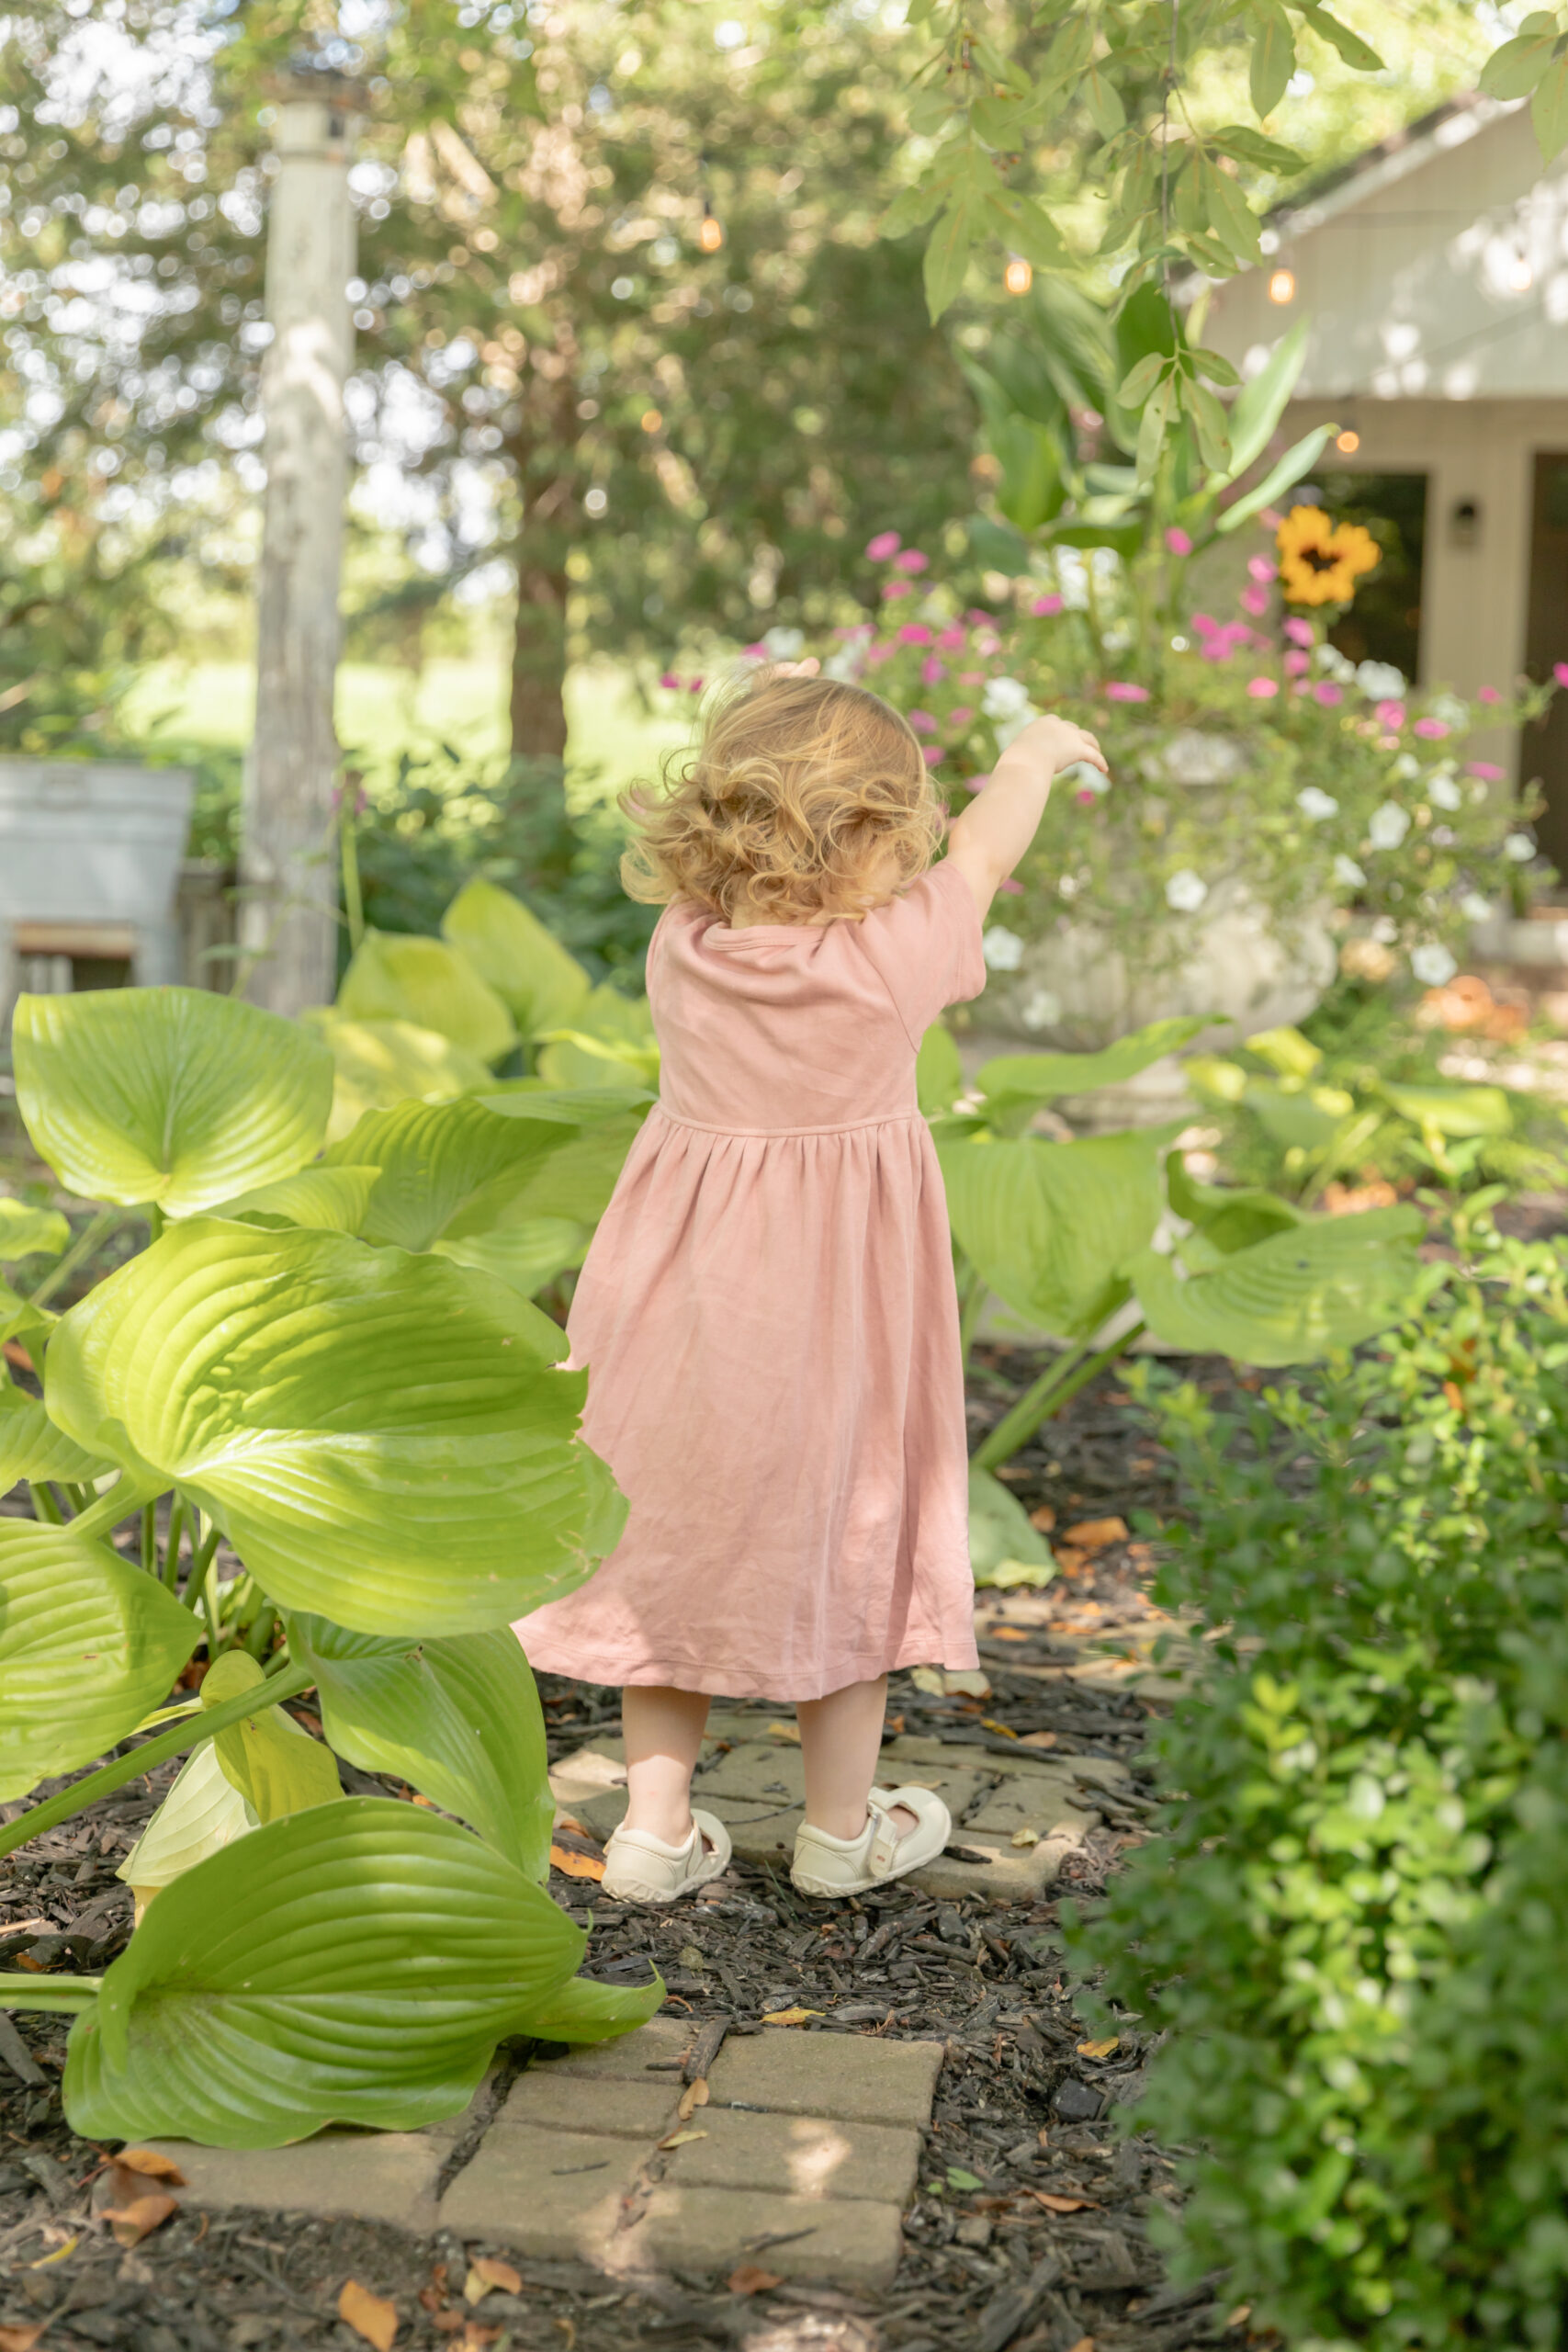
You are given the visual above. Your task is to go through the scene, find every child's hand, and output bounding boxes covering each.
[998,714,1109,781]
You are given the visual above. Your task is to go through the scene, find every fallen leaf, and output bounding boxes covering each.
[1225,2308,1252,2331]
[763,1720,802,1743]
[657,2127,709,2150]
[464,2256,523,2302]
[0,2327,47,2352]
[1019,1731,1057,1748]
[102,2191,178,2246]
[1052,1546,1089,1576]
[339,2280,399,2352]
[942,1668,992,1699]
[548,1843,605,1882]
[430,2313,466,2336]
[411,1793,435,1809]
[1077,2036,1120,2060]
[989,1623,1033,1641]
[1062,1517,1128,1551]
[552,1814,593,1839]
[980,1718,1018,1739]
[1010,1827,1040,1849]
[115,2148,186,2185]
[946,2166,985,2191]
[1026,2189,1099,2214]
[760,2007,822,2027]
[2,1341,34,1374]
[885,1713,905,1733]
[1027,1503,1056,1532]
[677,2078,710,2121]
[554,2322,576,2351]
[461,2329,501,2352]
[28,2235,78,2268]
[1066,2337,1096,2352]
[727,2266,782,2296]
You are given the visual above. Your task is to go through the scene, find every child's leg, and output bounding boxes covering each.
[796,1677,918,1842]
[622,1685,711,1847]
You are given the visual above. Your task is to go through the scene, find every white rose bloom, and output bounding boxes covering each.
[762,626,805,659]
[1411,943,1459,987]
[1296,786,1339,821]
[1427,773,1462,810]
[1461,891,1495,922]
[992,706,1041,751]
[1368,802,1411,850]
[982,675,1032,719]
[982,924,1026,971]
[822,644,863,682]
[1505,832,1537,861]
[1357,660,1406,701]
[1393,752,1421,781]
[1428,692,1467,729]
[1334,854,1368,888]
[1165,868,1209,913]
[1314,643,1354,681]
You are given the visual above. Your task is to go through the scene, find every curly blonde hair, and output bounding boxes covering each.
[620,669,944,925]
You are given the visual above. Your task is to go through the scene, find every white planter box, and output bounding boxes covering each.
[0,760,194,1004]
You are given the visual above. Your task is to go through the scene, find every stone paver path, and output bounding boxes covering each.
[145,2017,942,2293]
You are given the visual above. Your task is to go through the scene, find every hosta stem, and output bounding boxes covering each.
[0,1664,314,1864]
[0,1973,101,2012]
[973,1323,1146,1473]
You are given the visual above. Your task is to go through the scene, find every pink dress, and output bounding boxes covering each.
[517,856,987,1702]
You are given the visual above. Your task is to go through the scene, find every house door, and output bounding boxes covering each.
[1522,454,1568,880]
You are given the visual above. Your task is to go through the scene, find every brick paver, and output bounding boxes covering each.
[663,2107,922,2205]
[705,2029,942,2128]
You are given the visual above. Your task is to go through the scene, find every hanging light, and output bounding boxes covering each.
[699,206,724,254]
[1268,266,1295,305]
[1509,249,1533,291]
[1336,428,1360,454]
[1004,255,1032,296]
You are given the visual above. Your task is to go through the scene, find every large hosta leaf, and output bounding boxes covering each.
[13,989,333,1216]
[202,1652,342,1819]
[941,1130,1168,1338]
[303,1012,492,1146]
[434,1221,589,1301]
[1129,1204,1424,1365]
[117,1741,258,1911]
[442,878,591,1037]
[290,1614,551,1880]
[337,933,516,1066]
[44,1221,625,1636]
[1166,1154,1308,1255]
[0,1384,115,1488]
[478,1092,649,1226]
[0,1521,199,1802]
[515,1971,664,2048]
[324,1098,584,1253]
[976,1015,1213,1129]
[211,1167,381,1235]
[536,989,659,1091]
[969,1464,1055,1589]
[63,1799,589,2147]
[0,1199,71,1261]
[1379,1080,1513,1137]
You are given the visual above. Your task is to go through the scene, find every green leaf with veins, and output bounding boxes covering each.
[324,1096,584,1251]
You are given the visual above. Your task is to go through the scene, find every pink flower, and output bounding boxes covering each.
[881,579,913,601]
[958,671,986,684]
[743,642,770,659]
[1192,612,1219,635]
[1284,650,1311,677]
[937,627,966,650]
[659,671,681,688]
[1282,616,1314,647]
[922,745,944,764]
[1314,681,1343,707]
[1247,676,1280,699]
[1165,528,1193,557]
[1375,700,1405,731]
[1467,761,1506,781]
[1413,717,1450,740]
[1259,507,1283,529]
[895,548,931,573]
[1554,662,1568,688]
[908,709,938,734]
[688,677,705,693]
[1240,584,1270,617]
[1076,787,1100,804]
[920,655,945,686]
[964,773,991,792]
[1031,594,1065,616]
[1250,556,1279,584]
[1105,681,1151,702]
[866,644,896,666]
[897,623,933,646]
[948,705,974,726]
[1478,684,1501,705]
[866,531,901,561]
[974,632,1001,656]
[997,875,1025,893]
[965,608,993,627]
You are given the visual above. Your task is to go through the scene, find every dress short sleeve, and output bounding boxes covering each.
[854,858,987,1046]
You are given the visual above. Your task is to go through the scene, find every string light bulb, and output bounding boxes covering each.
[699,208,724,254]
[1336,428,1360,454]
[1268,266,1296,305]
[1004,255,1032,296]
[1509,250,1533,291]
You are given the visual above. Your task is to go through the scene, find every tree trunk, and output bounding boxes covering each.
[507,375,579,763]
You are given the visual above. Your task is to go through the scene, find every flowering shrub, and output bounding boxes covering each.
[806,533,1550,1001]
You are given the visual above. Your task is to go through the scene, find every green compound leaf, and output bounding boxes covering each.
[0,1385,116,1489]
[442,878,592,1038]
[63,1799,591,2147]
[13,988,333,1216]
[0,1521,199,1803]
[941,1130,1167,1340]
[324,1097,585,1253]
[337,933,516,1066]
[303,1012,492,1146]
[290,1613,552,1881]
[0,1200,71,1261]
[45,1221,626,1638]
[1129,1204,1425,1365]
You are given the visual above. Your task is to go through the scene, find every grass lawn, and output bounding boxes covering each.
[121,656,695,806]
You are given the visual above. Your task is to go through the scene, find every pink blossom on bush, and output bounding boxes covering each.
[974,632,1001,656]
[922,745,944,764]
[1247,676,1280,699]
[1076,786,1100,804]
[1314,681,1343,707]
[948,705,974,725]
[1165,528,1193,557]
[881,580,914,602]
[965,609,993,627]
[1375,700,1406,731]
[866,644,896,666]
[1413,717,1450,740]
[1032,594,1065,616]
[1478,684,1501,704]
[1249,556,1279,584]
[1105,681,1151,702]
[937,626,966,650]
[997,875,1025,893]
[895,548,931,574]
[920,655,946,686]
[688,677,705,693]
[897,623,933,646]
[1554,662,1568,688]
[659,672,681,688]
[1467,761,1506,781]
[1240,584,1270,617]
[964,773,991,792]
[866,531,901,560]
[1259,507,1284,529]
[908,709,938,734]
[1284,650,1311,677]
[1282,616,1314,647]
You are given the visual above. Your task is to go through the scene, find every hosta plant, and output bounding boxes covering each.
[0,978,660,2147]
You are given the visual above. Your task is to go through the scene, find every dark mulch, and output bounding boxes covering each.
[0,1354,1247,2352]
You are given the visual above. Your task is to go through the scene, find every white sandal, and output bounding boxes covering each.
[601,1808,732,1903]
[790,1785,951,1899]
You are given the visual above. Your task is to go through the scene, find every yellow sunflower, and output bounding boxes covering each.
[1276,505,1382,606]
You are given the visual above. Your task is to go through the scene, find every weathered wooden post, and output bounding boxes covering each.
[239,70,360,1015]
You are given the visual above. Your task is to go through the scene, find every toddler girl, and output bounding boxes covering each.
[521,670,1105,1901]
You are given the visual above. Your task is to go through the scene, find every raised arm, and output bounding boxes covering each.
[945,715,1108,922]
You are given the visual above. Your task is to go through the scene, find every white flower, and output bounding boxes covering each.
[1020,987,1062,1032]
[1411,943,1459,987]
[1505,832,1537,861]
[1427,691,1467,729]
[1368,802,1411,851]
[1296,786,1339,821]
[982,675,1032,719]
[762,626,805,659]
[1393,752,1421,781]
[1357,660,1406,701]
[1427,773,1462,811]
[982,924,1025,971]
[1461,891,1495,922]
[822,644,863,682]
[1334,854,1368,888]
[1165,868,1209,913]
[1371,915,1399,944]
[1314,643,1355,681]
[992,706,1041,751]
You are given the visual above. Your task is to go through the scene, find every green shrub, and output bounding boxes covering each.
[1073,1228,1568,2347]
